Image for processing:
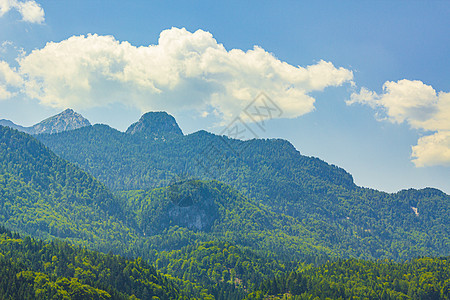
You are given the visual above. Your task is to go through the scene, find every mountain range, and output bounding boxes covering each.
[0,108,449,299]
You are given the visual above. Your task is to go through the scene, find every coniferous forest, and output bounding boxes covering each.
[0,111,449,299]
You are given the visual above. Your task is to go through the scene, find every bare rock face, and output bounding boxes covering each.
[31,109,91,134]
[168,204,217,231]
[126,111,183,140]
[165,180,219,231]
[0,109,91,135]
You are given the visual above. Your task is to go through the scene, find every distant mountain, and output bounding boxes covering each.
[126,111,183,140]
[0,119,31,133]
[0,108,91,135]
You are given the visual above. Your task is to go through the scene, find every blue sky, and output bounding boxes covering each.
[0,0,449,193]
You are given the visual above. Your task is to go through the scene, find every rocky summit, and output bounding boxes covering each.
[126,111,183,140]
[31,108,91,134]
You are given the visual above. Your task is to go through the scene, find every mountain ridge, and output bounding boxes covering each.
[35,113,450,261]
[0,119,30,133]
[1,109,447,195]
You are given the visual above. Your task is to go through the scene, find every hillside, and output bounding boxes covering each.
[0,226,193,300]
[0,125,134,252]
[119,180,333,259]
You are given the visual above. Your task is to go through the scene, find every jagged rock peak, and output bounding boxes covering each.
[32,108,91,135]
[126,111,183,140]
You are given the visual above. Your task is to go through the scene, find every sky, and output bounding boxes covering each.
[0,0,449,193]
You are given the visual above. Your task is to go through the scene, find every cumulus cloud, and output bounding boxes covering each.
[14,27,353,122]
[412,131,450,167]
[0,0,44,24]
[348,80,450,167]
[0,60,23,99]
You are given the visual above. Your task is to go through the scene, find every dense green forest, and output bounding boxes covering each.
[0,226,203,299]
[248,257,450,299]
[1,225,448,299]
[1,110,450,299]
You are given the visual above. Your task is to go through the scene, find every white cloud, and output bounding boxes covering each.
[412,131,450,167]
[348,80,450,167]
[347,87,379,109]
[0,41,13,52]
[0,60,23,99]
[16,27,353,123]
[0,0,44,24]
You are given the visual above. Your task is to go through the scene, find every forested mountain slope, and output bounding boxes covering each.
[0,125,135,252]
[0,226,193,300]
[120,180,334,261]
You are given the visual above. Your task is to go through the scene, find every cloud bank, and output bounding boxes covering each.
[0,0,44,24]
[3,27,353,123]
[348,80,450,167]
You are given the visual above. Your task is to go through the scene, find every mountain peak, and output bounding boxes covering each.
[126,111,183,140]
[32,108,91,135]
[61,108,75,114]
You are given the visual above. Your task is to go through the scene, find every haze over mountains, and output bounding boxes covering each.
[0,108,449,298]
